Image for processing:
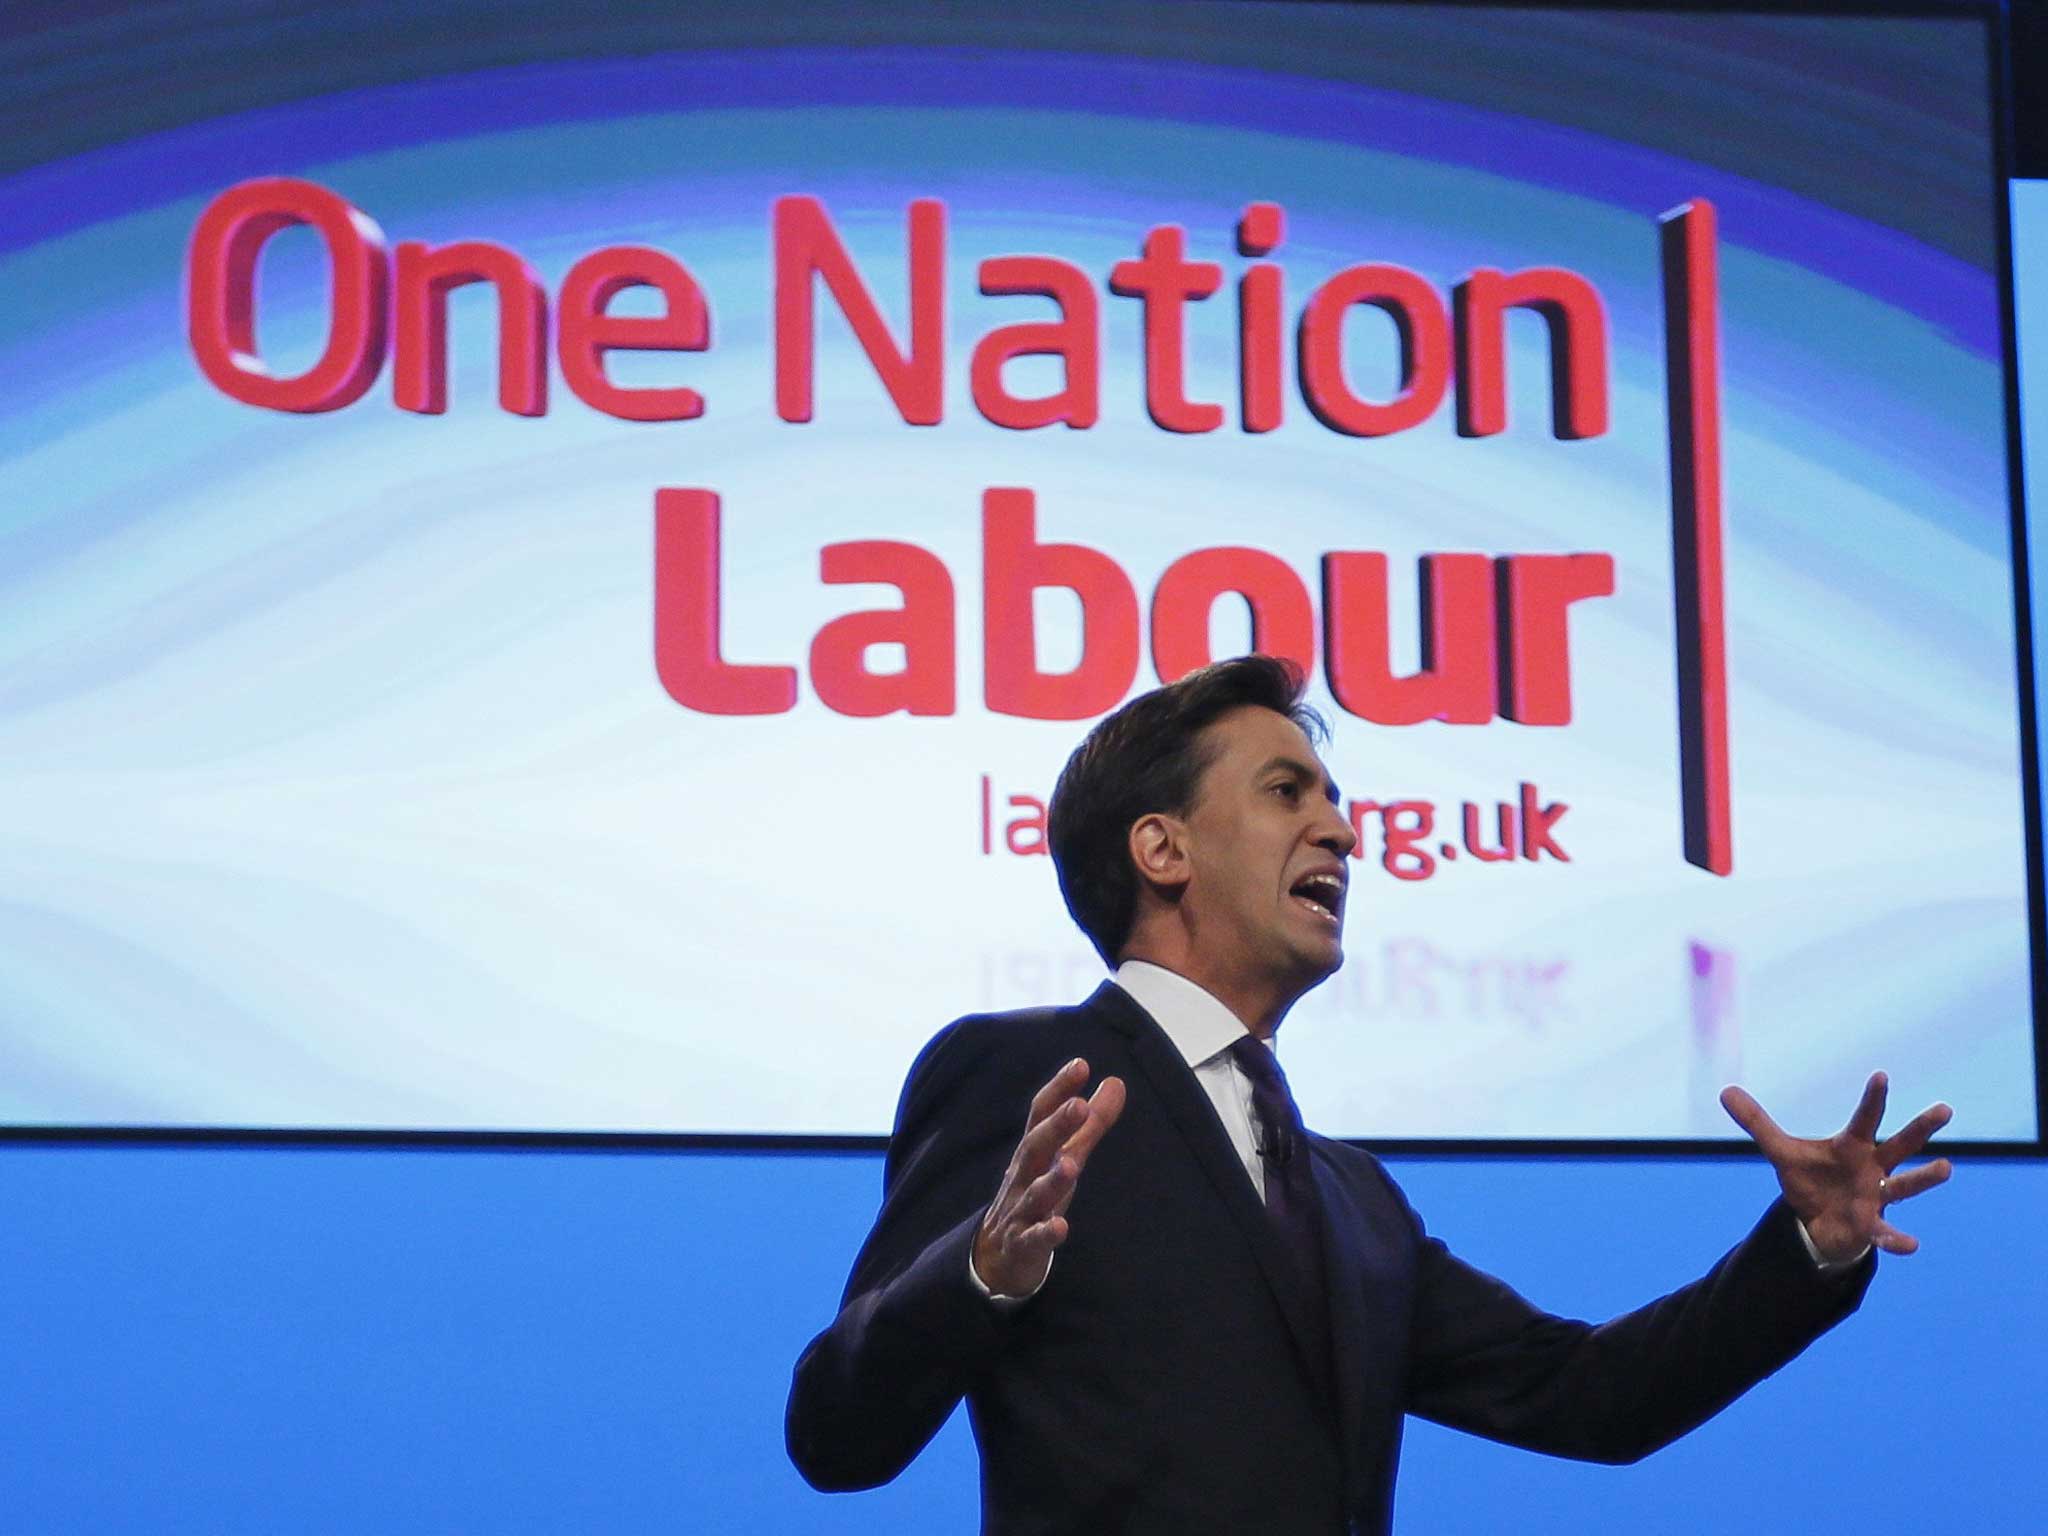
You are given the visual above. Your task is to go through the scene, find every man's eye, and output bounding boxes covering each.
[1271,782,1298,800]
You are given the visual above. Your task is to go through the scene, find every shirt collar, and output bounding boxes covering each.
[1111,959,1262,1070]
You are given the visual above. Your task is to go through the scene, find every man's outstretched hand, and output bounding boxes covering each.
[1721,1072,1953,1265]
[973,1058,1127,1299]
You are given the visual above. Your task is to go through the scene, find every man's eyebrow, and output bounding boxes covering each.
[1257,755,1342,804]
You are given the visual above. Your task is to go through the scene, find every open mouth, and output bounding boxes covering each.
[1289,872,1345,926]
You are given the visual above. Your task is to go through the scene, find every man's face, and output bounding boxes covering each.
[1174,705,1358,995]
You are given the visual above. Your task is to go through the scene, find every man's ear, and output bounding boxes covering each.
[1129,813,1191,895]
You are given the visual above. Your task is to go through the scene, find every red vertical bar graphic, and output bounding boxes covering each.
[1659,200,1733,876]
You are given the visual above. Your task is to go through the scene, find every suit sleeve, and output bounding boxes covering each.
[1394,1185,1874,1464]
[785,1017,1037,1491]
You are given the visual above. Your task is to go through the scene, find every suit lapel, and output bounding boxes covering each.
[1087,982,1331,1398]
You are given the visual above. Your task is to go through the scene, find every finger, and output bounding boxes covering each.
[1872,1218,1920,1256]
[1720,1085,1788,1153]
[1880,1158,1952,1204]
[1846,1071,1888,1142]
[1023,1059,1090,1132]
[1879,1102,1954,1169]
[1007,1213,1070,1263]
[1061,1076,1128,1167]
[1013,1094,1087,1180]
[1012,1153,1080,1226]
[1024,1220,1073,1253]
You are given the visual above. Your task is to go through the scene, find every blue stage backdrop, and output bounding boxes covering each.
[0,0,2036,1144]
[0,1145,2039,1533]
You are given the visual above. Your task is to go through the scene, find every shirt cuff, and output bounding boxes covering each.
[967,1247,1049,1309]
[1795,1215,1872,1273]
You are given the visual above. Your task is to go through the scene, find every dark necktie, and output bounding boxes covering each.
[1227,1035,1333,1393]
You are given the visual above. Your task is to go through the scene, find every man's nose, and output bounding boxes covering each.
[1315,798,1359,858]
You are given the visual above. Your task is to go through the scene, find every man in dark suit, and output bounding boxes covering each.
[786,657,1953,1535]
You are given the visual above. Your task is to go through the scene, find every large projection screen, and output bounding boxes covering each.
[0,1,2038,1145]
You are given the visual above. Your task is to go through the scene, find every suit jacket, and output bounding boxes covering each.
[787,982,1873,1535]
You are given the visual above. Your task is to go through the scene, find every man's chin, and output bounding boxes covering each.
[1288,933,1346,988]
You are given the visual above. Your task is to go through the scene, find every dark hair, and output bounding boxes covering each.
[1048,655,1328,965]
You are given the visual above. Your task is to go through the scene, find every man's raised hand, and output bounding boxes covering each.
[1721,1072,1953,1266]
[972,1058,1127,1299]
